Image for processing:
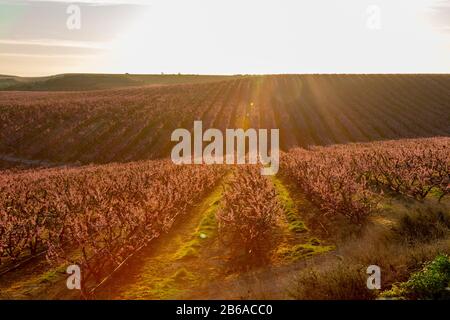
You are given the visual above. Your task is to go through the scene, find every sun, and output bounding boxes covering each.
[100,0,449,74]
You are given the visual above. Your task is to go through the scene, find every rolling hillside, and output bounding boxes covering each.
[0,74,448,165]
[0,73,238,91]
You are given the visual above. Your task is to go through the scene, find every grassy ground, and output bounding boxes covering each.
[271,176,334,263]
[289,195,450,300]
[104,182,226,299]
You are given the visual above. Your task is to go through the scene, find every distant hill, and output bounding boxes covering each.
[0,73,239,91]
[0,74,448,166]
[0,75,53,89]
[0,77,19,89]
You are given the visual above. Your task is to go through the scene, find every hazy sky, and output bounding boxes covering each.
[0,0,449,76]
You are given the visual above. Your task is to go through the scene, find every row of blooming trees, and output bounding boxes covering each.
[281,137,449,223]
[0,160,226,291]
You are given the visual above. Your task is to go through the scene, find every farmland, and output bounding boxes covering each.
[0,74,449,166]
[0,74,449,300]
[0,74,238,91]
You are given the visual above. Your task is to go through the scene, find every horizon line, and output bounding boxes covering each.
[3,72,450,78]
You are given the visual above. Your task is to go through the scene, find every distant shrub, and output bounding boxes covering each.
[290,263,376,300]
[382,254,450,300]
[395,208,450,244]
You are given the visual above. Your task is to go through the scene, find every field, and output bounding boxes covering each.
[0,74,238,91]
[0,74,449,300]
[1,74,449,165]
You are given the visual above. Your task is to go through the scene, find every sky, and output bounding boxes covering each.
[0,0,449,76]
